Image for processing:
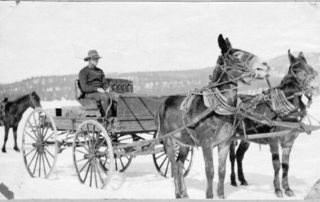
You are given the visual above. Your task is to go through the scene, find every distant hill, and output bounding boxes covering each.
[0,52,319,101]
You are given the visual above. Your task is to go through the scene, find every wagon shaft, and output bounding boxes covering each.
[232,127,318,141]
[114,143,164,157]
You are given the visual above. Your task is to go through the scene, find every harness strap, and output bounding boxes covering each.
[182,112,200,147]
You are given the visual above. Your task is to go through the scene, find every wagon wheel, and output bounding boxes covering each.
[152,132,194,178]
[112,134,135,172]
[73,120,114,189]
[22,108,58,178]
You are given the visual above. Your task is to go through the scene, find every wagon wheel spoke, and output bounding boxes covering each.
[83,163,91,183]
[155,152,166,159]
[38,153,42,177]
[24,147,37,157]
[24,130,38,142]
[164,159,170,177]
[89,161,94,187]
[82,128,91,153]
[27,150,38,168]
[78,160,90,174]
[159,156,168,169]
[43,131,55,142]
[75,149,87,155]
[93,161,98,188]
[43,151,52,169]
[42,154,47,177]
[93,129,99,149]
[32,153,39,176]
[94,159,105,184]
[26,121,40,141]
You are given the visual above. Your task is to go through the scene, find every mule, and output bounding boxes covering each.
[229,50,318,197]
[156,34,269,199]
[1,91,41,153]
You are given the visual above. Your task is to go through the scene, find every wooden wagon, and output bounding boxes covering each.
[21,78,193,188]
[21,77,320,189]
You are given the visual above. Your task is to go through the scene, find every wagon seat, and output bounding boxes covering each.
[75,78,134,117]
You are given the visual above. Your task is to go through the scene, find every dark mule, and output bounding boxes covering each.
[1,91,41,153]
[156,34,269,199]
[229,50,318,197]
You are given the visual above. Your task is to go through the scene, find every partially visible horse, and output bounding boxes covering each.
[1,91,41,153]
[156,34,269,199]
[229,50,318,197]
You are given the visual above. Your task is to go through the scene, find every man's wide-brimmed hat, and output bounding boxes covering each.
[84,50,102,61]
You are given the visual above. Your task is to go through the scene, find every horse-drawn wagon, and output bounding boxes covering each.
[19,34,320,199]
[21,78,193,188]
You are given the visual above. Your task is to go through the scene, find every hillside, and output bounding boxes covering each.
[0,52,319,101]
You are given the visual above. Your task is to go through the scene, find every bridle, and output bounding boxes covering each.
[211,49,257,87]
[279,60,315,108]
[289,60,313,92]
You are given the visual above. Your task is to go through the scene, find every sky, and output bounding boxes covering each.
[0,2,319,84]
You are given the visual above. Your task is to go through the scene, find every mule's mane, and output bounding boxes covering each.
[209,56,224,83]
[11,94,30,104]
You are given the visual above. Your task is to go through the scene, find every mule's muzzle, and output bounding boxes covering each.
[253,61,270,80]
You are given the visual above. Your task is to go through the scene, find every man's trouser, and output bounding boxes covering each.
[85,92,111,116]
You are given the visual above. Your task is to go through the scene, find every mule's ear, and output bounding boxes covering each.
[3,97,8,102]
[225,37,232,50]
[288,49,296,64]
[298,52,307,62]
[218,34,228,54]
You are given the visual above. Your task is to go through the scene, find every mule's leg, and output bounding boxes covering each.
[2,126,9,153]
[236,140,250,185]
[217,139,231,199]
[164,139,186,199]
[176,146,190,198]
[229,141,237,186]
[13,125,20,152]
[202,143,214,198]
[270,143,283,197]
[282,145,294,197]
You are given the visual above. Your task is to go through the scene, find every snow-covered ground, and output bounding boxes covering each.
[0,97,320,200]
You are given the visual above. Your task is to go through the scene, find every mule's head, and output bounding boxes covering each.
[217,34,269,84]
[30,91,41,108]
[287,50,318,91]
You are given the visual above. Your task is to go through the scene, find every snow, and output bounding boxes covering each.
[0,97,320,199]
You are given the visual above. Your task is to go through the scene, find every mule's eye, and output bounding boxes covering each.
[233,52,240,57]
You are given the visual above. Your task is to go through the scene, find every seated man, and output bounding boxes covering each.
[79,50,112,117]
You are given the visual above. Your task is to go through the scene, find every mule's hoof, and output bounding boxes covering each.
[285,189,295,197]
[231,181,237,187]
[275,189,283,198]
[218,194,225,199]
[14,147,20,152]
[1,148,6,153]
[241,180,248,186]
[176,193,189,199]
[206,193,214,199]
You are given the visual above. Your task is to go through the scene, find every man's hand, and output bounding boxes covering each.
[97,88,105,93]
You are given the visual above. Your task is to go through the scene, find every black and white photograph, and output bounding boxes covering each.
[0,1,320,200]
